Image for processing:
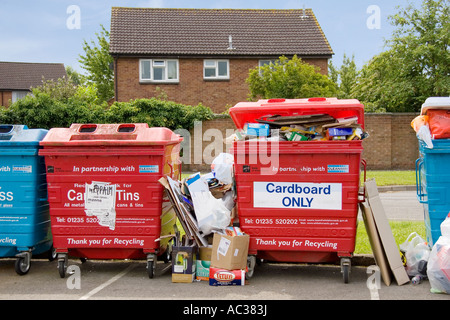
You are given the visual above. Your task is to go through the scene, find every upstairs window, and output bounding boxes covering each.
[12,91,30,103]
[140,59,179,83]
[258,59,277,75]
[203,60,229,80]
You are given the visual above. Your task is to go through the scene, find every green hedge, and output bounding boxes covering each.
[0,85,214,130]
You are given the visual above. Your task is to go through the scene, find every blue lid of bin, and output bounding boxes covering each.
[0,125,48,146]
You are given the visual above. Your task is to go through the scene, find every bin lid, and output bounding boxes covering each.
[421,97,450,115]
[39,123,183,146]
[0,124,48,145]
[228,98,365,130]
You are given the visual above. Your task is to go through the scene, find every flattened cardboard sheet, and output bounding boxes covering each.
[359,201,392,286]
[364,179,410,286]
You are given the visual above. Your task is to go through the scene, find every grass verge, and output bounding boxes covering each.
[362,170,416,186]
[355,220,426,254]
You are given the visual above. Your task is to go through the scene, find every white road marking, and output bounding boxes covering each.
[79,264,137,300]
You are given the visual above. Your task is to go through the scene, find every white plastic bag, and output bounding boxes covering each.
[427,214,450,294]
[400,232,430,277]
[191,191,231,235]
[417,125,434,149]
[186,173,231,235]
[211,153,234,185]
[427,236,450,294]
[411,115,433,149]
[221,190,235,211]
[441,214,450,238]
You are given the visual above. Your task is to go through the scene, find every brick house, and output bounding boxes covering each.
[109,7,334,113]
[0,61,67,107]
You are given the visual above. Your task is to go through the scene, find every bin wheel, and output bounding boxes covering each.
[15,255,31,275]
[340,257,351,284]
[57,254,68,278]
[342,264,350,283]
[48,246,57,262]
[246,256,256,279]
[58,260,66,278]
[146,253,156,279]
[147,260,154,279]
[163,251,170,264]
[163,241,173,264]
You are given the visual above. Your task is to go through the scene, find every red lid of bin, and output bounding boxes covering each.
[40,123,183,146]
[228,98,365,130]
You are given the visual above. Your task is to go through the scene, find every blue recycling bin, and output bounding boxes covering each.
[416,139,450,247]
[0,125,53,275]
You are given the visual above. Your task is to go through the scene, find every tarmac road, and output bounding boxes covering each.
[377,188,424,221]
[0,190,448,305]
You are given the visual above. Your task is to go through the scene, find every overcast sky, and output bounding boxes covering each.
[0,0,423,73]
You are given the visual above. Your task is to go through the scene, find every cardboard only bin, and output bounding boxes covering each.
[416,97,450,247]
[229,98,366,283]
[0,125,53,275]
[39,123,182,278]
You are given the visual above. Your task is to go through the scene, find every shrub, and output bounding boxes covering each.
[0,80,214,131]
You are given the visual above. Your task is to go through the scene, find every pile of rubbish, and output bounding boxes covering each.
[411,97,450,148]
[401,214,450,294]
[159,153,236,247]
[226,113,369,143]
[159,153,248,285]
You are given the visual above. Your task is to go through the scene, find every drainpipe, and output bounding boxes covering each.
[114,55,119,102]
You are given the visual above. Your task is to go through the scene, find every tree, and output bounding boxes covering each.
[78,25,114,102]
[65,66,87,86]
[246,55,337,100]
[353,0,449,112]
[328,54,359,99]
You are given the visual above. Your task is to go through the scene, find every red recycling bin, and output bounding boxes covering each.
[39,123,182,278]
[229,98,366,283]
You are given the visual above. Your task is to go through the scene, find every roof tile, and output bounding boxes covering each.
[110,8,333,57]
[0,62,67,91]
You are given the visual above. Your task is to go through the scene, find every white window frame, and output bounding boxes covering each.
[139,59,179,83]
[258,59,277,75]
[203,59,229,80]
[12,91,30,103]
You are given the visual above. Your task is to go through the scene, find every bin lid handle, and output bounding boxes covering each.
[0,125,14,134]
[78,124,97,133]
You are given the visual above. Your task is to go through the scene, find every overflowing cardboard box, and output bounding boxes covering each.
[171,245,198,283]
[211,232,249,270]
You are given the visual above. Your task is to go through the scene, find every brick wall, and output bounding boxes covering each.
[364,113,419,170]
[181,113,420,172]
[115,57,329,114]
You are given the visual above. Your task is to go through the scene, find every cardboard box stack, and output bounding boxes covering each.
[209,227,249,286]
